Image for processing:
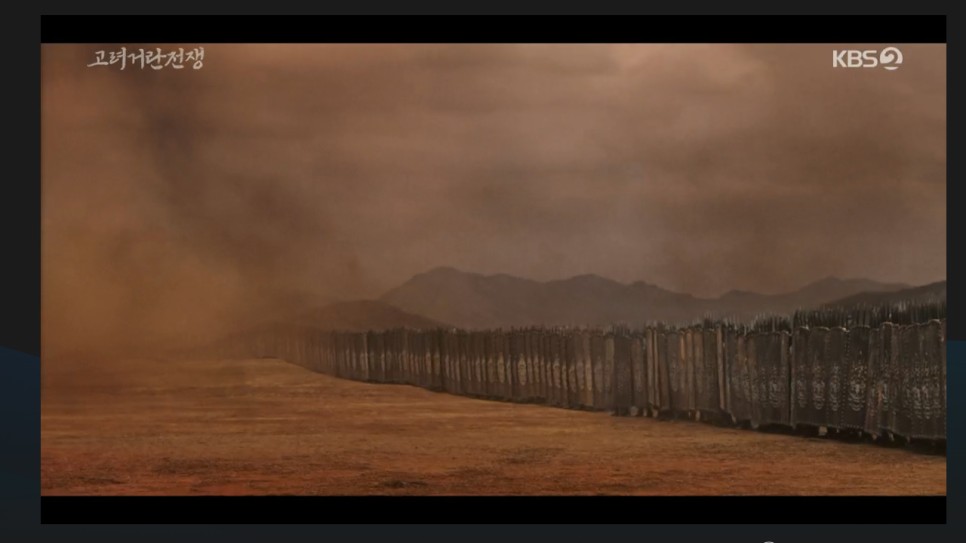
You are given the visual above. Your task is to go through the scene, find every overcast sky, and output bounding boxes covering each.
[41,44,945,353]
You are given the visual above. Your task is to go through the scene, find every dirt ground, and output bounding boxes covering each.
[41,356,946,496]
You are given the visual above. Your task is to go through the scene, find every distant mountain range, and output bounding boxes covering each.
[821,280,946,310]
[284,300,446,331]
[378,266,915,329]
[252,268,937,333]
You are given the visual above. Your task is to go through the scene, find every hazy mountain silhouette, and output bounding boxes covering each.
[380,267,911,328]
[283,300,447,331]
[821,280,946,310]
[712,276,912,318]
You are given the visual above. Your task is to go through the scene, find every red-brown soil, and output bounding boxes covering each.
[41,356,946,495]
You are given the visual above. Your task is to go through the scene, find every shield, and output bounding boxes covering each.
[796,327,825,427]
[941,320,947,440]
[791,328,808,428]
[612,333,633,415]
[591,332,605,409]
[379,331,388,383]
[722,327,737,418]
[462,332,470,394]
[366,332,378,382]
[486,332,496,397]
[470,332,486,396]
[729,331,752,424]
[550,331,565,406]
[555,333,566,406]
[451,331,461,393]
[895,324,919,438]
[574,330,587,407]
[413,331,423,387]
[656,329,671,413]
[863,326,882,436]
[415,332,425,388]
[561,332,572,407]
[582,331,595,408]
[756,331,790,427]
[392,331,401,384]
[364,331,376,381]
[346,332,356,380]
[338,331,346,377]
[532,329,542,402]
[404,330,414,385]
[508,331,520,401]
[451,332,462,394]
[440,331,451,392]
[484,331,493,397]
[879,323,899,434]
[694,328,717,414]
[532,330,543,403]
[397,330,405,384]
[558,332,568,406]
[423,331,433,389]
[646,328,659,413]
[839,326,871,431]
[912,320,945,439]
[745,332,760,428]
[359,333,370,382]
[502,331,513,401]
[544,331,554,404]
[824,327,847,430]
[516,331,527,400]
[479,332,489,397]
[525,329,536,401]
[532,330,540,402]
[684,328,696,413]
[402,331,412,385]
[432,331,443,391]
[603,333,617,410]
[546,332,558,406]
[509,331,522,402]
[332,333,342,378]
[565,333,579,408]
[464,331,473,394]
[464,331,474,395]
[631,332,647,413]
[667,330,688,414]
[488,331,498,397]
[454,331,465,394]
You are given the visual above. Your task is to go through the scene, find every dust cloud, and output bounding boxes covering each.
[41,44,945,359]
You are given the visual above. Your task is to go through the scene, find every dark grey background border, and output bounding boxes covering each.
[3,2,960,541]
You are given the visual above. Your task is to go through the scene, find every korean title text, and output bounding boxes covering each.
[87,47,204,70]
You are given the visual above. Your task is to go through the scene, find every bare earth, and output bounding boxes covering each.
[41,356,946,496]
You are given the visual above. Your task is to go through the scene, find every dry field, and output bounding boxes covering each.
[41,356,946,495]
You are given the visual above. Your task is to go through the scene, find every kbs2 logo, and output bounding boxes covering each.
[832,47,903,71]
